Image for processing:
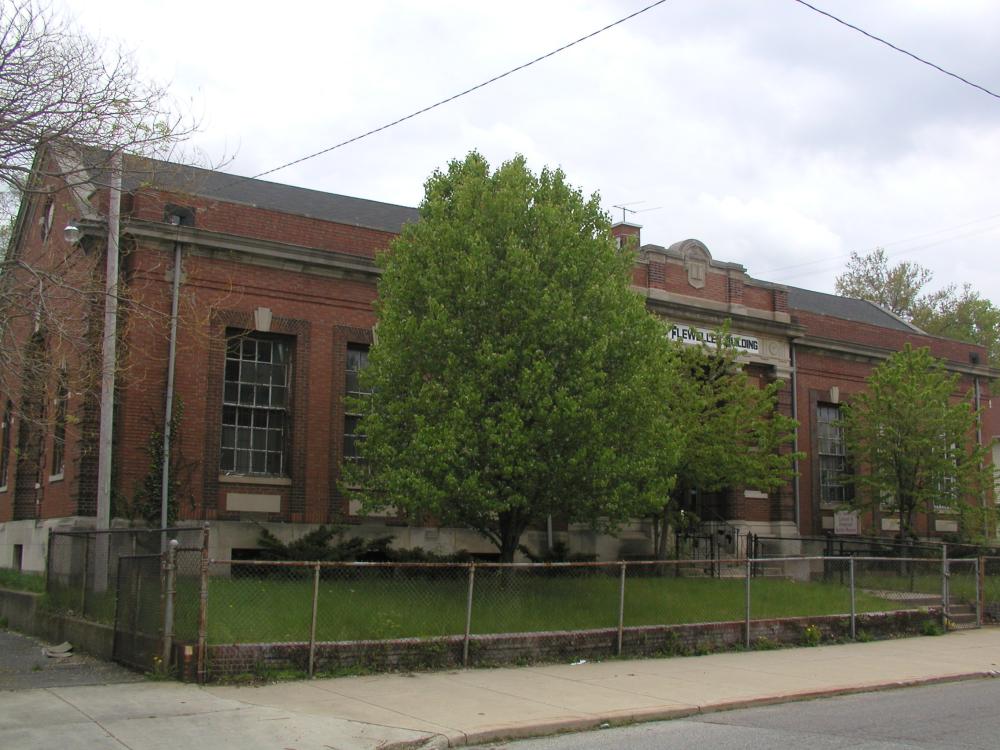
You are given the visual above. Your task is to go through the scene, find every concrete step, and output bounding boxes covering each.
[947,603,978,629]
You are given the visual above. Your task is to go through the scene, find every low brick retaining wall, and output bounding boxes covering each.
[0,586,950,681]
[199,608,940,679]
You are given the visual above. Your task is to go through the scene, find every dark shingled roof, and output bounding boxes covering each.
[88,151,420,234]
[787,286,917,333]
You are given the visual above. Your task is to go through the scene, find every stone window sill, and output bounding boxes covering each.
[218,474,292,487]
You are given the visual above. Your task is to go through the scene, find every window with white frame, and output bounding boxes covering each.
[221,332,292,476]
[818,403,852,505]
[993,441,1000,505]
[934,438,959,513]
[343,343,370,462]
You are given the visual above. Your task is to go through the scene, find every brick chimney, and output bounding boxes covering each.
[610,221,641,251]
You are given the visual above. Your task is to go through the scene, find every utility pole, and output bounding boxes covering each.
[94,151,121,590]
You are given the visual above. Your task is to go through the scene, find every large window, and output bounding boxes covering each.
[221,333,291,476]
[0,400,11,488]
[50,374,67,478]
[934,439,958,512]
[818,404,852,505]
[343,344,370,462]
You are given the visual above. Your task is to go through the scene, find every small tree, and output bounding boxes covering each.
[345,152,680,562]
[834,248,935,318]
[842,345,991,539]
[652,332,800,556]
[835,248,1000,367]
[912,284,1000,369]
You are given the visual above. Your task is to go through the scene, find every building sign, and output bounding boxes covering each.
[834,511,859,536]
[668,325,760,355]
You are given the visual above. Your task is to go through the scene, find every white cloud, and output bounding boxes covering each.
[54,0,1000,301]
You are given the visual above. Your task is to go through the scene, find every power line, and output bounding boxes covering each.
[763,222,1000,285]
[792,0,1000,100]
[249,0,671,182]
[757,212,1000,277]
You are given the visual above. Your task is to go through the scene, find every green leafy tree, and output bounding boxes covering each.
[834,248,935,318]
[912,284,1000,368]
[842,345,991,539]
[652,332,801,556]
[835,248,1000,366]
[344,152,680,562]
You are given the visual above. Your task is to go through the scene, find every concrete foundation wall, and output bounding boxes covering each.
[0,587,115,660]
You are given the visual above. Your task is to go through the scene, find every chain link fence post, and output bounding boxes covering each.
[308,562,321,677]
[616,562,626,656]
[162,539,178,672]
[197,523,210,684]
[941,544,949,630]
[44,527,52,594]
[744,556,751,648]
[976,556,983,627]
[463,563,476,667]
[80,532,91,615]
[849,556,856,640]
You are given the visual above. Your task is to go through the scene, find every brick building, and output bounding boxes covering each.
[1,150,997,569]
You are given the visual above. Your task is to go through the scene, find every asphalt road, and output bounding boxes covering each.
[472,678,1000,750]
[0,628,143,690]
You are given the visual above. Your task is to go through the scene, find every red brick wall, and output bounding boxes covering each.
[742,284,772,311]
[128,189,398,260]
[794,340,994,536]
[115,236,380,524]
[0,175,105,522]
[4,170,996,545]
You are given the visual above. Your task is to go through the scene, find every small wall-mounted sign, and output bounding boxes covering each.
[834,510,859,535]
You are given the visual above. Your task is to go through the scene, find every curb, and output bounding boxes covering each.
[385,670,999,749]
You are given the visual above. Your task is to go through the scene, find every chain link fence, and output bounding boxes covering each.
[113,554,164,670]
[983,557,1000,624]
[195,553,986,677]
[38,534,998,680]
[46,527,203,622]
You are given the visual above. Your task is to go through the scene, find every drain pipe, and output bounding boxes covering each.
[790,344,800,530]
[974,376,985,509]
[161,216,183,543]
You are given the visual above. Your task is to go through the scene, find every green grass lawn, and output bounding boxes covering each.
[195,571,909,645]
[0,568,45,593]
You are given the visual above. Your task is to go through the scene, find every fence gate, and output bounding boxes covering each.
[112,554,164,671]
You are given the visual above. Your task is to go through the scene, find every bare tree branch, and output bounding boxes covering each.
[0,0,196,196]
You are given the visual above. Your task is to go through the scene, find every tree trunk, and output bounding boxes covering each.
[497,509,525,563]
[657,504,671,560]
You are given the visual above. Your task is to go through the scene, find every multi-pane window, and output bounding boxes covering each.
[993,442,1000,506]
[818,404,852,505]
[343,344,370,462]
[221,333,291,476]
[50,374,68,477]
[934,439,958,512]
[0,400,11,488]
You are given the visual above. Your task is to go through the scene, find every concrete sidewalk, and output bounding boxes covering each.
[4,629,1000,750]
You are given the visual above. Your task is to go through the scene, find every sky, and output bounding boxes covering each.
[57,0,1000,299]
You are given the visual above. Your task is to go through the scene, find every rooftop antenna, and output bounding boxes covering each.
[611,201,663,223]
